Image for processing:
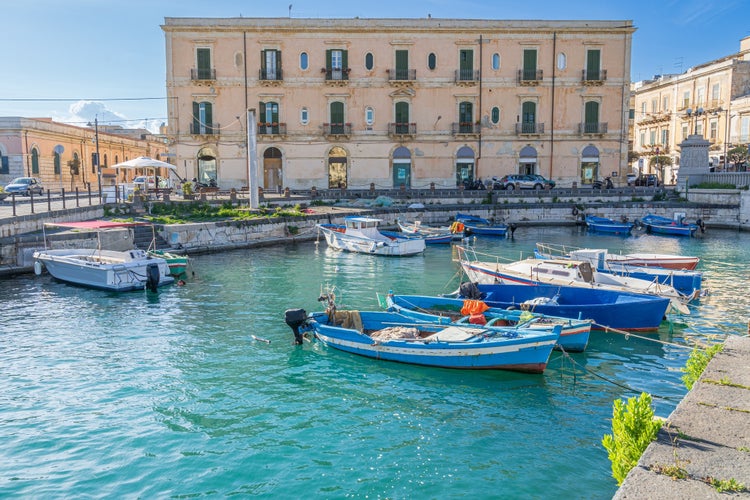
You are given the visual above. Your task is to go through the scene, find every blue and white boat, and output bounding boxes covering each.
[455,213,508,237]
[288,306,560,373]
[640,213,699,237]
[585,215,634,235]
[384,293,592,352]
[451,282,671,331]
[317,216,426,256]
[534,243,703,298]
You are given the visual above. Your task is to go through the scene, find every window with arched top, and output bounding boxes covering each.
[491,107,500,124]
[31,148,40,174]
[365,52,374,70]
[428,53,436,70]
[365,107,374,126]
[557,52,567,70]
[53,152,61,175]
[300,52,308,70]
[300,107,309,125]
[492,53,500,70]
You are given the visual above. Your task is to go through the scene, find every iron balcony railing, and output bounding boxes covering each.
[190,123,220,135]
[518,69,543,83]
[191,68,216,80]
[452,122,480,134]
[515,122,545,135]
[258,68,283,81]
[454,69,480,83]
[388,123,417,135]
[582,69,607,82]
[257,123,287,135]
[323,68,350,81]
[322,123,352,135]
[387,68,416,81]
[579,122,608,134]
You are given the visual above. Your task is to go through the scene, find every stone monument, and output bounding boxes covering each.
[676,134,710,192]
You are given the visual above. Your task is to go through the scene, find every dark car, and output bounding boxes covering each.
[493,174,555,190]
[634,174,660,187]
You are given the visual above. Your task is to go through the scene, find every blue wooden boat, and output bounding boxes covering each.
[297,309,560,373]
[452,282,670,331]
[384,293,592,352]
[383,229,452,245]
[585,215,634,235]
[640,214,699,237]
[455,213,508,237]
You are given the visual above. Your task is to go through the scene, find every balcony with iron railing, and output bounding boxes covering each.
[258,68,283,82]
[454,69,480,84]
[452,122,480,135]
[515,122,544,135]
[387,68,416,82]
[388,122,417,137]
[191,68,216,81]
[190,123,220,135]
[579,122,608,134]
[257,123,287,136]
[517,69,543,85]
[322,123,352,136]
[322,68,350,83]
[582,69,607,84]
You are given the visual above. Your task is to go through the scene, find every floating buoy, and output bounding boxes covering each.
[34,261,43,276]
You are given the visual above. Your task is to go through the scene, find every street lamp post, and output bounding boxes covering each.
[87,117,101,201]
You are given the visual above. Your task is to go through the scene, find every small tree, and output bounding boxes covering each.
[727,145,748,171]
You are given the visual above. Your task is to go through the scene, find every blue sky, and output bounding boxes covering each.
[3,0,749,132]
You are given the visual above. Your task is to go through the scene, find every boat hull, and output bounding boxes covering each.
[585,216,634,235]
[307,310,559,373]
[34,248,174,292]
[460,283,670,331]
[318,223,425,256]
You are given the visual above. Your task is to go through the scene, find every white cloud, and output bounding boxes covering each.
[57,100,161,133]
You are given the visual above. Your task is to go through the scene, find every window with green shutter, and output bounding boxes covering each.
[584,101,600,133]
[586,49,601,80]
[523,49,537,80]
[196,48,212,79]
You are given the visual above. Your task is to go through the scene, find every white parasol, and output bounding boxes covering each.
[112,156,177,170]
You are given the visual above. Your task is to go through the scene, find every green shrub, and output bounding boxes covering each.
[682,343,724,390]
[602,392,663,485]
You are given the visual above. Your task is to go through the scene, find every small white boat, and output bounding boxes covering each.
[317,216,425,256]
[535,242,700,271]
[32,221,175,292]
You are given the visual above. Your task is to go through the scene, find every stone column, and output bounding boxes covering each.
[676,135,710,192]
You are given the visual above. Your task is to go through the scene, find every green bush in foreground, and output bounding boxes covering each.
[602,392,663,485]
[682,343,724,390]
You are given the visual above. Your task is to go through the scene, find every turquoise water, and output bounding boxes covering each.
[1,225,748,498]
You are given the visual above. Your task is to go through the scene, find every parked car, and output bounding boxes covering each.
[4,177,44,196]
[634,174,660,187]
[493,174,555,190]
[626,173,637,186]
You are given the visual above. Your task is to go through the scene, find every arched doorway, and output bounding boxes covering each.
[580,145,600,185]
[455,146,475,186]
[197,147,217,186]
[263,147,283,192]
[519,146,537,175]
[392,146,411,188]
[328,146,348,188]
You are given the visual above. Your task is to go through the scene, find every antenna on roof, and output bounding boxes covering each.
[288,4,292,17]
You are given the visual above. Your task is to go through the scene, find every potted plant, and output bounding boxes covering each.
[182,181,195,200]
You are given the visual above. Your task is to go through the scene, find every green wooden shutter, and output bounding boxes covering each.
[585,102,599,133]
[205,103,213,134]
[259,102,266,124]
[197,48,211,78]
[326,49,332,70]
[396,50,408,70]
[260,50,267,73]
[395,102,409,134]
[587,49,601,79]
[523,49,536,72]
[342,50,348,70]
[192,101,200,132]
[330,102,344,134]
[460,50,473,72]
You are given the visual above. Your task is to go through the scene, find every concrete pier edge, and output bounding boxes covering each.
[614,334,750,499]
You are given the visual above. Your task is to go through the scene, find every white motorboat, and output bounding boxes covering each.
[32,221,174,292]
[317,216,425,256]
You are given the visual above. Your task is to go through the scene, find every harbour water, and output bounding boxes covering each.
[1,225,748,498]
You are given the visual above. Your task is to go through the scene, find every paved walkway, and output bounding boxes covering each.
[614,334,750,499]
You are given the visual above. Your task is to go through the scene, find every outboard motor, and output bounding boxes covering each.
[146,263,160,293]
[508,223,518,238]
[285,308,308,345]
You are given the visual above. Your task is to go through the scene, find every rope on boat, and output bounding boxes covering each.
[593,323,694,349]
[552,346,682,403]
